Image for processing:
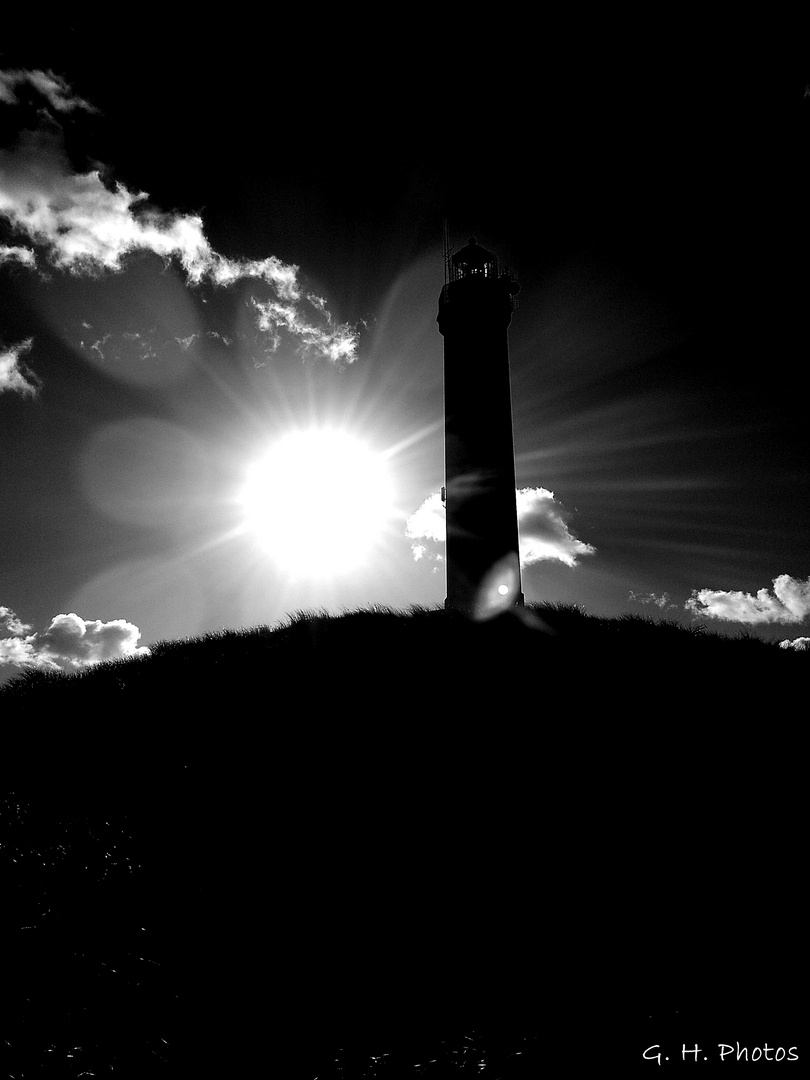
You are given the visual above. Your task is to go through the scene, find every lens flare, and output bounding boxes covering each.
[472,552,522,620]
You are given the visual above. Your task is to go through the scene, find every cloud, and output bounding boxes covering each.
[0,243,35,266]
[0,338,40,396]
[251,297,359,364]
[405,486,595,568]
[0,609,150,674]
[0,606,32,635]
[0,129,211,275]
[406,491,446,549]
[0,87,358,363]
[779,637,810,651]
[405,491,447,568]
[685,575,810,624]
[0,632,54,671]
[84,330,157,364]
[629,590,675,609]
[516,487,596,567]
[0,68,98,114]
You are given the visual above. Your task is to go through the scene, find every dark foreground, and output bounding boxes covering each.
[2,606,804,1074]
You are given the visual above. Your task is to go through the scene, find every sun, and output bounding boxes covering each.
[239,428,395,578]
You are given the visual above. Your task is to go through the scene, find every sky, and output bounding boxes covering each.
[1,22,809,681]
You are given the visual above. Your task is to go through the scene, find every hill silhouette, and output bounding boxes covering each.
[2,604,804,1075]
[3,599,805,713]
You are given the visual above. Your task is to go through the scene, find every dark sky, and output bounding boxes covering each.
[2,19,809,678]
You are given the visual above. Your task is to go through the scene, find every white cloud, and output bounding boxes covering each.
[0,606,32,635]
[685,575,810,624]
[0,120,358,363]
[0,243,35,266]
[405,486,595,568]
[405,491,446,556]
[0,609,150,673]
[779,637,810,651]
[0,68,97,114]
[0,636,54,670]
[0,130,211,275]
[516,487,596,568]
[35,613,150,667]
[0,338,40,396]
[251,297,359,364]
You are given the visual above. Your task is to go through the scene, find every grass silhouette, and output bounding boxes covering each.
[2,604,804,1076]
[3,601,804,712]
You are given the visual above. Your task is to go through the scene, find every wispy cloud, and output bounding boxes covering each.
[0,338,40,397]
[252,297,359,365]
[629,590,675,610]
[0,68,98,114]
[686,575,810,624]
[406,486,595,568]
[0,72,358,364]
[81,330,158,365]
[0,608,150,673]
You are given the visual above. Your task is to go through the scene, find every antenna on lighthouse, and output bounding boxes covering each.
[443,218,452,287]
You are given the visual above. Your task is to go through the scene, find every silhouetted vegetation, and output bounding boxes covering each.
[3,601,805,715]
[2,605,804,1076]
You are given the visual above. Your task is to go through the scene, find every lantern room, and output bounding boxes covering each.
[448,236,498,283]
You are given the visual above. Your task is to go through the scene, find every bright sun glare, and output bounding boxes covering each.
[239,428,395,578]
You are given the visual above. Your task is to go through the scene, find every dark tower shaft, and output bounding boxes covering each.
[438,237,523,617]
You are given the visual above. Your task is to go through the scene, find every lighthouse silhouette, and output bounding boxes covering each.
[438,235,523,618]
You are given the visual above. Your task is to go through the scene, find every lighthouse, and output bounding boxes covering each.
[438,236,523,618]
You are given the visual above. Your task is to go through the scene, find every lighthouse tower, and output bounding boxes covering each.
[438,236,523,618]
